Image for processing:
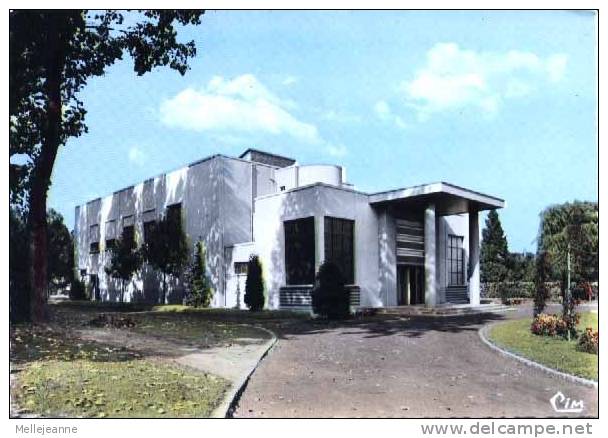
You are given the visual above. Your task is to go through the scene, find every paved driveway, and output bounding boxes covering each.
[234,310,597,418]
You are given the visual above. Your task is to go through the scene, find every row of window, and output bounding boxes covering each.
[88,204,181,254]
[284,216,355,286]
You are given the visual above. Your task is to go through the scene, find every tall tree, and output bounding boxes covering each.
[47,209,74,293]
[142,209,190,304]
[538,201,598,286]
[533,250,550,317]
[184,240,214,308]
[480,210,510,283]
[244,255,265,312]
[508,251,536,283]
[538,201,598,338]
[10,10,204,322]
[105,228,142,303]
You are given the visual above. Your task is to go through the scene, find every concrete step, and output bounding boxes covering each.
[372,303,514,317]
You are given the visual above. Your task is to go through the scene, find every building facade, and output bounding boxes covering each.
[74,149,504,309]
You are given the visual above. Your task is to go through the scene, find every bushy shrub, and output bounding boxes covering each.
[530,311,581,338]
[69,279,87,301]
[531,313,569,337]
[244,255,265,311]
[577,328,598,354]
[311,261,350,320]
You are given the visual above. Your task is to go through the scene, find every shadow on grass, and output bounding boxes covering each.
[10,323,147,366]
[49,301,509,344]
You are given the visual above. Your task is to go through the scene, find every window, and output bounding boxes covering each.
[324,217,355,284]
[166,203,182,226]
[89,224,99,253]
[122,225,135,247]
[234,262,248,275]
[105,239,116,251]
[284,217,315,285]
[448,235,465,286]
[80,269,87,277]
[143,220,156,243]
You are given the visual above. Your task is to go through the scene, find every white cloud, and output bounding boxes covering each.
[160,74,346,157]
[282,75,298,86]
[327,143,348,157]
[400,43,568,119]
[373,100,408,129]
[128,146,146,166]
[321,109,362,124]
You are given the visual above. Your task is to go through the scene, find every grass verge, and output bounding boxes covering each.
[11,325,229,418]
[488,312,598,381]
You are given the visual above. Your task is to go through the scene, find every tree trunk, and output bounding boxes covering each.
[28,15,66,323]
[161,273,166,305]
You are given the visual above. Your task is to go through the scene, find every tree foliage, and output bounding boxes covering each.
[533,251,550,317]
[142,210,189,304]
[480,210,510,283]
[508,251,535,283]
[9,10,204,322]
[104,229,142,303]
[184,241,214,308]
[244,255,265,312]
[311,261,351,320]
[537,201,598,286]
[10,209,30,322]
[537,201,597,339]
[47,209,74,292]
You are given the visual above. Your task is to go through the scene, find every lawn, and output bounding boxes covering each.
[488,312,598,381]
[11,302,300,418]
[11,324,229,418]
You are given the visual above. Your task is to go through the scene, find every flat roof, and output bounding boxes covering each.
[369,181,505,213]
[238,148,295,162]
[255,180,504,215]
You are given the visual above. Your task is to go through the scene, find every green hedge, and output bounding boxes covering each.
[481,281,563,301]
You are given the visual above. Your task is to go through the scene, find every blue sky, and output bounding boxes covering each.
[49,10,598,252]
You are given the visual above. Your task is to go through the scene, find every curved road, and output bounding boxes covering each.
[234,309,597,418]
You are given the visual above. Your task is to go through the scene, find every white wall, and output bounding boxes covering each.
[73,154,282,306]
[224,242,256,309]
[253,184,379,309]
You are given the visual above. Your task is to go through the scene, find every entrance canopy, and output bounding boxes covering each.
[368,182,505,215]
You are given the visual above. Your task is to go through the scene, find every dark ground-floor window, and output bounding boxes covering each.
[284,217,315,285]
[105,239,116,251]
[324,216,355,284]
[122,225,135,247]
[448,234,464,286]
[143,220,156,243]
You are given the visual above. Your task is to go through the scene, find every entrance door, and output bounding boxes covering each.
[397,265,424,305]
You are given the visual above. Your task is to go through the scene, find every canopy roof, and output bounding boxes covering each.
[369,182,505,216]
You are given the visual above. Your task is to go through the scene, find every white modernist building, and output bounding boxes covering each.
[74,148,505,309]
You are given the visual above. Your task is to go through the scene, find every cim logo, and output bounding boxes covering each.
[550,391,584,413]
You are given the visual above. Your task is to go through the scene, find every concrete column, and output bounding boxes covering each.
[468,209,480,306]
[378,209,397,306]
[316,213,325,272]
[424,203,437,306]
